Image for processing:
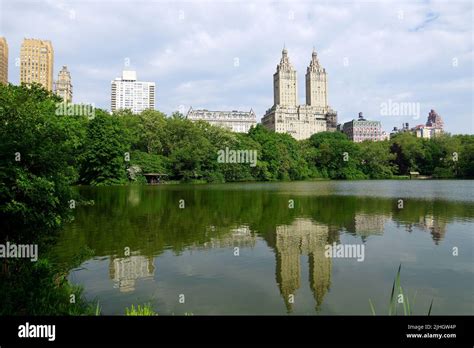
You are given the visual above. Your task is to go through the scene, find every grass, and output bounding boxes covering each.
[95,301,101,316]
[125,303,156,316]
[369,264,434,316]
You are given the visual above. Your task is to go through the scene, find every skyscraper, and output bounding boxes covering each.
[0,37,8,85]
[111,70,155,114]
[273,47,298,107]
[54,66,73,102]
[262,48,337,140]
[305,50,328,111]
[20,38,54,91]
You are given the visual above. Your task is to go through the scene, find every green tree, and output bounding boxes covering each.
[457,135,474,178]
[0,83,92,315]
[0,84,73,242]
[249,125,310,180]
[358,140,396,179]
[79,111,130,185]
[390,133,425,175]
[138,109,167,154]
[307,132,366,179]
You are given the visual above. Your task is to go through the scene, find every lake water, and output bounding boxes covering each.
[51,180,474,315]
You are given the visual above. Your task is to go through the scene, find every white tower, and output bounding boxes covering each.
[273,47,298,107]
[111,70,155,114]
[54,66,73,103]
[305,49,328,111]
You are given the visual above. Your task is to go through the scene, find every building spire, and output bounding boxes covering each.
[278,45,293,72]
[307,48,321,73]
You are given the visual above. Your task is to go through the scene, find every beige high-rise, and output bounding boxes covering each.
[20,38,54,91]
[274,47,298,107]
[0,37,8,85]
[305,50,328,111]
[262,48,338,140]
[54,66,73,102]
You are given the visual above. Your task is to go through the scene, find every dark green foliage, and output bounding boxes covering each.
[0,84,73,243]
[358,141,396,179]
[390,132,468,177]
[248,125,310,181]
[2,84,473,189]
[78,110,130,185]
[1,83,472,315]
[306,132,366,179]
[0,83,92,315]
[129,151,168,174]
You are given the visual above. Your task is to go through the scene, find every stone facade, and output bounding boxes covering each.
[0,37,8,85]
[54,65,73,103]
[391,110,445,139]
[186,108,257,133]
[413,109,444,139]
[426,109,444,129]
[20,38,54,91]
[262,48,337,140]
[342,112,383,142]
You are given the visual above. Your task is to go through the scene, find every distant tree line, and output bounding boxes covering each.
[0,83,472,314]
[3,84,473,188]
[74,103,474,184]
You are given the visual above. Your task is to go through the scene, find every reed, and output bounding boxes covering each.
[369,264,434,316]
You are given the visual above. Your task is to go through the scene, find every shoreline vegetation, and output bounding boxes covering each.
[1,84,473,315]
[76,175,471,187]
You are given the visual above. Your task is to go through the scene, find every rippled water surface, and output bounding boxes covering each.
[51,180,474,315]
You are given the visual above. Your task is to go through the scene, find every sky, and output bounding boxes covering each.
[0,0,473,134]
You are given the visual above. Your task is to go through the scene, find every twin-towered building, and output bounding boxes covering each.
[188,48,337,138]
[1,38,448,141]
[262,48,338,140]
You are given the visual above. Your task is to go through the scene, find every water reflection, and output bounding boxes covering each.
[351,213,387,238]
[53,182,474,314]
[192,225,257,249]
[416,215,447,245]
[109,254,155,292]
[274,219,330,312]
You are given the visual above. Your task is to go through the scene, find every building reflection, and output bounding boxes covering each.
[348,213,388,239]
[399,215,447,245]
[274,219,331,312]
[417,214,447,245]
[109,254,155,292]
[192,225,257,249]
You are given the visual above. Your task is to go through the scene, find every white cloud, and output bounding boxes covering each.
[1,0,472,133]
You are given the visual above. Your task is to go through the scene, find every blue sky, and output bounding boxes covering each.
[1,0,472,134]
